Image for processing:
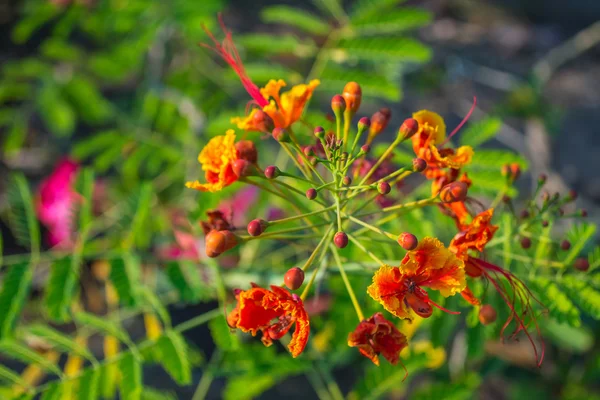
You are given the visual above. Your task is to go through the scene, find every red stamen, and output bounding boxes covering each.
[474,258,545,366]
[201,14,268,107]
[441,96,477,146]
[427,297,461,315]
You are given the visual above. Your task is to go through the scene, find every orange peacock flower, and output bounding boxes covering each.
[449,209,545,366]
[232,79,320,130]
[411,109,474,179]
[185,130,256,193]
[367,237,466,321]
[226,284,310,358]
[348,312,408,367]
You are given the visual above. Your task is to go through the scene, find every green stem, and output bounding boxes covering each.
[331,245,365,321]
[346,215,397,241]
[347,233,386,266]
[269,205,336,226]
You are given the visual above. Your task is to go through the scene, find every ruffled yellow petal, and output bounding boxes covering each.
[413,110,446,144]
[429,145,474,169]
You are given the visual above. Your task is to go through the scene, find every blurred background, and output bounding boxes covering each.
[0,0,599,399]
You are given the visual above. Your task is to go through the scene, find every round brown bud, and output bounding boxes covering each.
[235,140,258,164]
[567,189,578,201]
[331,94,346,114]
[574,258,589,271]
[520,237,532,249]
[520,210,530,219]
[502,195,511,203]
[412,157,427,172]
[538,173,547,185]
[580,209,588,217]
[232,159,253,178]
[558,208,565,217]
[377,181,391,195]
[541,220,549,227]
[342,82,362,113]
[205,230,237,258]
[398,232,418,250]
[342,176,352,186]
[314,126,325,139]
[369,108,391,137]
[439,182,468,203]
[306,188,317,200]
[334,231,348,249]
[272,127,289,142]
[358,117,370,131]
[264,165,280,179]
[541,191,550,203]
[284,267,305,291]
[478,305,497,325]
[398,118,419,141]
[247,219,267,237]
[303,147,315,157]
[560,240,571,251]
[360,144,371,154]
[252,109,274,132]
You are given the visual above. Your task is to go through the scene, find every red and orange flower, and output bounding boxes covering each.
[185,130,257,192]
[367,237,466,321]
[411,110,474,179]
[227,284,310,358]
[348,312,408,366]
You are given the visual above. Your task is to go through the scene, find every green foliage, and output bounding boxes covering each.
[166,261,214,303]
[0,340,62,376]
[24,324,95,362]
[0,262,33,339]
[120,353,143,400]
[459,117,502,147]
[44,257,78,322]
[528,277,581,327]
[261,6,330,36]
[156,331,192,385]
[562,223,596,266]
[6,174,40,252]
[110,254,143,307]
[561,277,600,320]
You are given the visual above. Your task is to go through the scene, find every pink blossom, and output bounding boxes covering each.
[36,158,80,249]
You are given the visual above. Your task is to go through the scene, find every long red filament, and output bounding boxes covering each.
[201,14,269,107]
[441,96,477,146]
[474,258,545,367]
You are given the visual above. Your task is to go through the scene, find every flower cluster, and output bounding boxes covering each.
[184,21,588,370]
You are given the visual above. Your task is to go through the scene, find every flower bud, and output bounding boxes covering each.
[406,294,432,318]
[252,109,274,133]
[360,144,371,154]
[235,140,257,163]
[397,232,418,250]
[439,182,468,203]
[369,108,391,138]
[377,181,391,195]
[334,231,348,249]
[398,118,419,141]
[342,82,362,113]
[520,237,531,249]
[342,176,352,186]
[538,173,547,185]
[247,219,268,237]
[509,163,521,180]
[502,195,511,203]
[541,220,549,227]
[314,126,325,139]
[478,305,497,325]
[284,267,305,291]
[272,127,290,143]
[331,94,346,114]
[567,189,578,201]
[580,209,588,217]
[264,165,280,179]
[558,208,564,217]
[412,157,427,172]
[520,210,530,219]
[205,230,238,258]
[560,240,571,251]
[232,159,253,178]
[574,258,589,271]
[358,117,370,131]
[303,147,315,157]
[306,188,317,200]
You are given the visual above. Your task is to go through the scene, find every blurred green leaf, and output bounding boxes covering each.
[45,257,78,323]
[37,83,76,137]
[0,263,33,339]
[261,6,330,36]
[528,277,581,327]
[459,117,502,147]
[335,37,431,62]
[350,8,432,36]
